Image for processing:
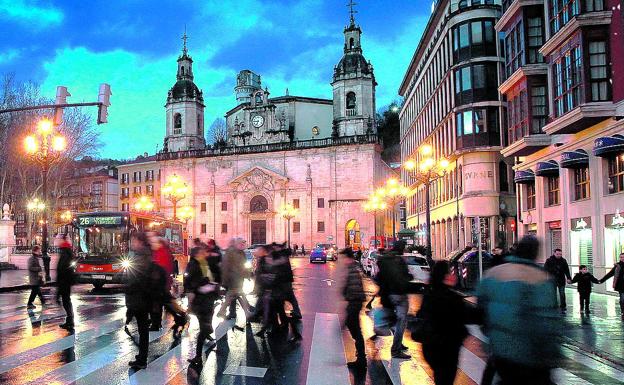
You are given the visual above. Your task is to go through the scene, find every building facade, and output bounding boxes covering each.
[498,0,624,292]
[118,13,391,248]
[399,0,516,259]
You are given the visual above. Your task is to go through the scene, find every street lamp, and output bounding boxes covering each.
[280,203,298,248]
[178,205,194,224]
[24,118,66,258]
[133,195,155,212]
[403,143,451,264]
[375,177,408,240]
[363,198,387,249]
[162,173,188,220]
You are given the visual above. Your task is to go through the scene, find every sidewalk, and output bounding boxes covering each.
[0,269,56,292]
[464,287,624,367]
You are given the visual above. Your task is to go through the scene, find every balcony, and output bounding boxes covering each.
[499,64,548,94]
[497,0,544,31]
[540,11,612,56]
[346,108,357,117]
[502,133,551,157]
[543,101,617,135]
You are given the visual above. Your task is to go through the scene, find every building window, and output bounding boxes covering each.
[547,176,560,206]
[221,202,228,211]
[553,45,582,117]
[317,198,325,208]
[608,154,624,194]
[174,113,182,132]
[455,107,500,148]
[91,181,103,195]
[121,203,129,211]
[454,63,498,105]
[573,167,590,200]
[452,19,496,63]
[531,85,548,131]
[133,171,142,183]
[133,186,141,196]
[588,41,610,102]
[504,20,524,78]
[526,183,536,210]
[121,173,129,184]
[585,0,604,11]
[292,199,300,209]
[146,185,154,196]
[221,223,228,234]
[507,87,529,144]
[200,224,207,234]
[145,170,154,181]
[250,195,268,212]
[526,17,544,64]
[499,161,509,192]
[346,92,357,113]
[550,0,580,34]
[293,222,301,233]
[121,187,129,198]
[200,202,207,212]
[317,221,325,232]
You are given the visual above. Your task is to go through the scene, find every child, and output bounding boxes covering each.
[571,265,600,315]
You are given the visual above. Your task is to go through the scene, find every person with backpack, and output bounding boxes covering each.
[56,235,75,330]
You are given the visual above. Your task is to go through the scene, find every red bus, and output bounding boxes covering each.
[368,236,395,250]
[72,211,184,289]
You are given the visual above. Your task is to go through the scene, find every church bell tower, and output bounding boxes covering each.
[331,2,377,137]
[163,31,206,152]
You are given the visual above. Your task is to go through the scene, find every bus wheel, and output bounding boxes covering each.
[93,282,105,290]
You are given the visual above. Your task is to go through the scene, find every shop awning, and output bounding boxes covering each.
[560,149,589,169]
[594,134,624,157]
[514,169,535,184]
[535,160,560,177]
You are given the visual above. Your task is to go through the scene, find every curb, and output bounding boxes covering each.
[0,281,57,293]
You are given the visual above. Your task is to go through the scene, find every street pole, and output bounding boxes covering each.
[477,216,483,280]
[373,212,377,249]
[172,199,177,221]
[425,180,433,266]
[42,162,49,258]
[392,199,396,240]
[287,217,291,248]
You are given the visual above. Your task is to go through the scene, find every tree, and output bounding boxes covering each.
[377,101,401,163]
[207,117,227,148]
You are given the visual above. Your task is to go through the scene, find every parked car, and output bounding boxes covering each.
[403,253,430,287]
[455,250,492,290]
[309,247,327,263]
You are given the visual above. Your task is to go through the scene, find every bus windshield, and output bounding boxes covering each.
[78,227,125,257]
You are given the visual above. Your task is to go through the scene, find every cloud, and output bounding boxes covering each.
[0,49,20,63]
[0,0,64,28]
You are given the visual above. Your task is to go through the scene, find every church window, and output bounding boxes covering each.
[292,199,300,209]
[221,223,228,234]
[349,37,354,49]
[221,202,228,211]
[201,203,206,212]
[255,92,263,105]
[317,221,325,232]
[346,92,357,110]
[197,113,202,135]
[181,67,185,76]
[317,198,325,208]
[250,195,268,212]
[200,224,207,234]
[174,113,182,133]
[293,222,301,233]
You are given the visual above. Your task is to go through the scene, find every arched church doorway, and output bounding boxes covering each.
[250,195,268,245]
[345,219,361,249]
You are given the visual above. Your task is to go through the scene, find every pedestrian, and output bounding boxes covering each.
[124,232,154,369]
[251,245,271,325]
[599,252,624,320]
[186,244,221,365]
[375,240,412,359]
[571,265,600,315]
[255,245,291,337]
[217,237,253,320]
[301,244,305,255]
[273,242,302,320]
[477,235,560,385]
[27,245,46,309]
[42,248,52,282]
[293,243,298,255]
[490,246,506,267]
[55,235,75,330]
[340,247,367,369]
[544,248,572,312]
[420,260,480,385]
[172,257,180,277]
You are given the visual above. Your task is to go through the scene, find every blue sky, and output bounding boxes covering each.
[0,0,429,159]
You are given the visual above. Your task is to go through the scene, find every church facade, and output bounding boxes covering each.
[118,16,393,249]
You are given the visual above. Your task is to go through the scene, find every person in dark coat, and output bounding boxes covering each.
[375,240,412,359]
[186,245,221,365]
[544,248,572,311]
[273,242,302,320]
[125,232,153,369]
[600,252,624,320]
[55,235,75,330]
[421,260,481,385]
[217,237,253,320]
[571,265,600,315]
[490,246,506,267]
[27,245,46,309]
[341,247,367,369]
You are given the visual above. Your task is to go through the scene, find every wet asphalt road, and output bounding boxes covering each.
[0,257,623,385]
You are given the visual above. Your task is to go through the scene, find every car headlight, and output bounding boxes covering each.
[70,261,77,268]
[121,259,132,269]
[244,261,252,269]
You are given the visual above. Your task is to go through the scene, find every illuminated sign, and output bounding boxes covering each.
[78,216,123,226]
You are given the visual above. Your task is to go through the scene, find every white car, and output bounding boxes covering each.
[403,253,430,285]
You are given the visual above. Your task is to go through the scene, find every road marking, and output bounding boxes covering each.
[0,302,107,331]
[382,359,434,385]
[458,346,485,384]
[306,312,350,385]
[553,368,595,385]
[223,364,267,377]
[560,348,624,382]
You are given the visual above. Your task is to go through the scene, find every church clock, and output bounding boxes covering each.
[252,115,264,128]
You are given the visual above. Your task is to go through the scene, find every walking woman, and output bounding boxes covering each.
[186,245,221,365]
[217,237,253,320]
[420,260,480,385]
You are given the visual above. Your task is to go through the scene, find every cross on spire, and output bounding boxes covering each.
[181,25,188,55]
[347,0,358,24]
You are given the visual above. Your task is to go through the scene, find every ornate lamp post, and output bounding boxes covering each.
[375,177,408,240]
[280,203,298,248]
[133,195,155,212]
[178,205,194,224]
[162,173,188,220]
[24,119,66,258]
[26,198,46,245]
[363,197,387,249]
[403,144,450,264]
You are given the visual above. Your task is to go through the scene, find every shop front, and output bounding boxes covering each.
[570,217,593,273]
[604,211,624,293]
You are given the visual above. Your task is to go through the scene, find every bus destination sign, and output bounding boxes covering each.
[78,216,123,226]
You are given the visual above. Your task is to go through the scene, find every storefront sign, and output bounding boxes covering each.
[606,210,624,228]
[571,217,591,230]
[548,221,561,230]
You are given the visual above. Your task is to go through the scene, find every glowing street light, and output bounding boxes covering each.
[280,203,298,248]
[374,177,408,239]
[178,205,194,223]
[133,195,155,212]
[60,210,72,223]
[363,197,388,247]
[162,173,188,220]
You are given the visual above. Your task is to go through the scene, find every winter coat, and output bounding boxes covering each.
[221,247,247,290]
[56,246,75,288]
[256,256,290,299]
[571,272,599,294]
[477,256,561,369]
[184,256,221,315]
[153,245,174,288]
[544,255,572,286]
[124,247,153,313]
[343,260,366,303]
[602,262,624,293]
[376,252,412,295]
[28,254,43,285]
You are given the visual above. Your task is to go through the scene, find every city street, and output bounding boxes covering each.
[0,257,622,385]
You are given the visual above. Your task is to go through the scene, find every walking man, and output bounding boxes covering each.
[544,248,571,312]
[341,247,367,369]
[600,252,624,320]
[217,237,253,320]
[27,245,46,309]
[56,235,75,330]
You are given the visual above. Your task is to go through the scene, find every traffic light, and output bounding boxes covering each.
[54,86,71,126]
[97,83,112,124]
